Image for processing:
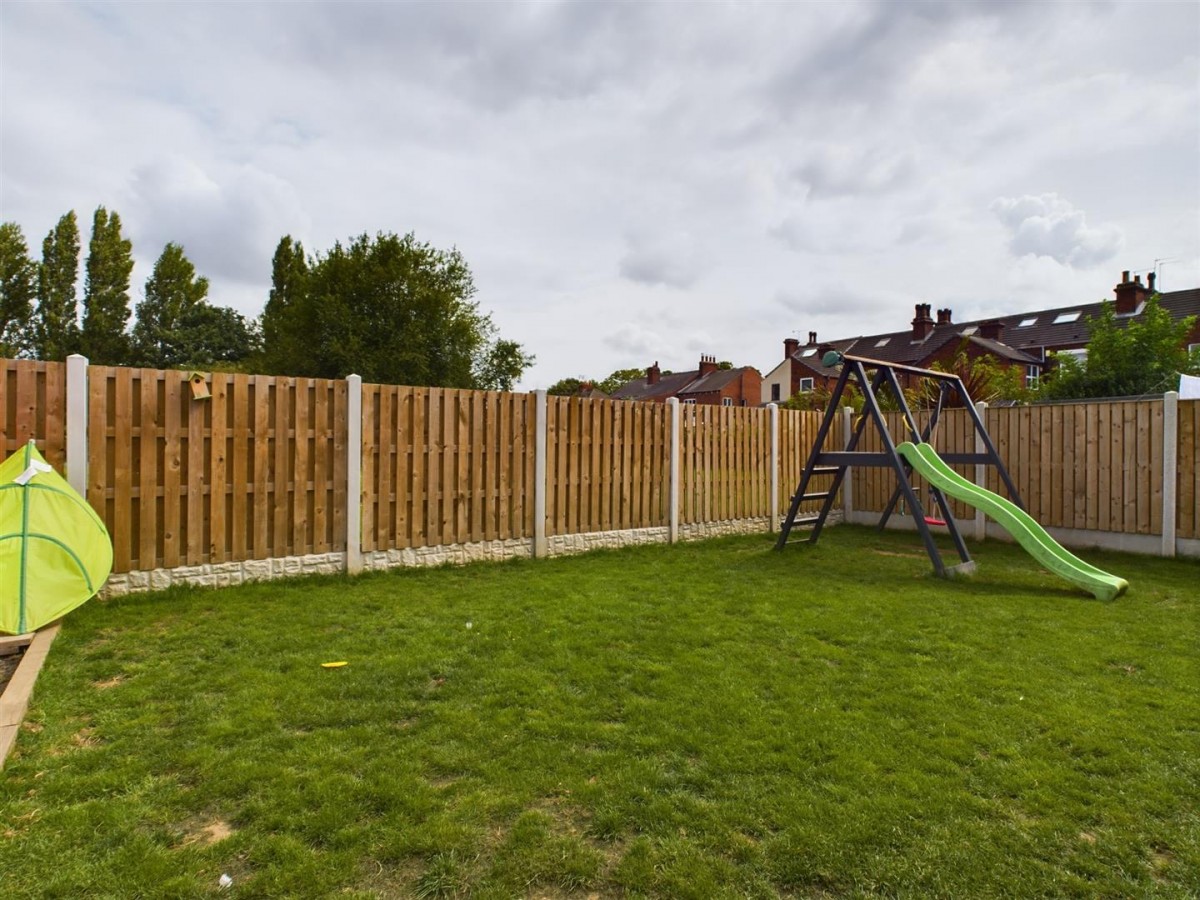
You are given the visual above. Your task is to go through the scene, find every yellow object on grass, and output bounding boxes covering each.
[0,441,113,635]
[321,661,348,668]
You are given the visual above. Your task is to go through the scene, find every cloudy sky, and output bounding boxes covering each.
[2,0,1197,388]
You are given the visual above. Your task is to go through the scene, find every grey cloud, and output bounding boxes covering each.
[124,156,308,287]
[602,323,672,359]
[618,232,706,289]
[990,193,1123,268]
[793,145,916,199]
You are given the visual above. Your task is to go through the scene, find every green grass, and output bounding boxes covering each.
[1,526,1197,898]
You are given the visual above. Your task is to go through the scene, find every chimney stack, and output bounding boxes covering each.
[911,302,934,341]
[1114,270,1148,314]
[698,354,718,377]
[979,319,1004,342]
[647,361,660,385]
[784,337,799,360]
[807,331,817,345]
[1148,271,1156,293]
[936,308,953,325]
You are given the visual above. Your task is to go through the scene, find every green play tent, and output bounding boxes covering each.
[0,441,113,635]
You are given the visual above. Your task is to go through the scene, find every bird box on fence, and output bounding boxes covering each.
[189,372,211,400]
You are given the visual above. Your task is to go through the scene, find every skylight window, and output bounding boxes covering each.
[961,326,978,336]
[1053,311,1081,324]
[800,348,817,357]
[874,337,890,347]
[1018,317,1038,327]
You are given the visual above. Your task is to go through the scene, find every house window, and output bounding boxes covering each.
[1052,311,1081,324]
[1190,343,1199,355]
[874,337,890,347]
[800,347,817,357]
[1026,365,1039,388]
[799,377,814,392]
[1018,317,1038,327]
[722,397,733,406]
[960,326,978,336]
[770,384,781,401]
[1056,348,1087,363]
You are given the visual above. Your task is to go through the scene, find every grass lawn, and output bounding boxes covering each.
[1,526,1197,899]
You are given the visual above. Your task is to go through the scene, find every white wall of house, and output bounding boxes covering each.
[761,358,790,405]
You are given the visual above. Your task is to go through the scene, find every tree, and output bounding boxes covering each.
[0,222,37,357]
[80,207,134,365]
[132,243,210,367]
[1039,296,1199,400]
[262,230,533,388]
[34,211,80,360]
[547,377,586,396]
[918,341,1030,407]
[475,338,535,391]
[597,368,645,395]
[169,303,260,369]
[260,235,310,374]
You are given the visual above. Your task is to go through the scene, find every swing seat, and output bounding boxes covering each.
[924,516,946,527]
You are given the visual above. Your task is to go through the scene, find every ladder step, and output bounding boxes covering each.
[798,492,830,501]
[791,515,822,527]
[811,466,841,475]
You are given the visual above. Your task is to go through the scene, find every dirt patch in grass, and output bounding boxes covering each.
[177,818,234,849]
[91,675,125,690]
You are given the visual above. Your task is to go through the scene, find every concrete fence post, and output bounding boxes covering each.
[1162,391,1178,558]
[841,406,854,521]
[768,403,779,531]
[974,401,988,541]
[346,375,363,574]
[668,397,680,543]
[65,354,89,497]
[533,390,548,557]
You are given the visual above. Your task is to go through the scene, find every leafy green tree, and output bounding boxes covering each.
[169,304,260,369]
[263,230,533,388]
[598,368,645,395]
[475,338,535,391]
[918,341,1030,407]
[0,222,37,357]
[1040,296,1199,400]
[547,377,585,396]
[260,235,310,374]
[34,211,81,360]
[132,243,210,367]
[80,207,134,365]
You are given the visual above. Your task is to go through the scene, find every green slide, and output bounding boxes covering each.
[896,442,1128,601]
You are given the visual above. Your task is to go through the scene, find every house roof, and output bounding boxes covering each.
[677,368,746,395]
[785,286,1198,374]
[611,369,699,401]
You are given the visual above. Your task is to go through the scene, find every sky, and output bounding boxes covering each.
[1,0,1198,389]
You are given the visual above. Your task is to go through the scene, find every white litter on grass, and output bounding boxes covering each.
[465,621,473,630]
[219,873,233,889]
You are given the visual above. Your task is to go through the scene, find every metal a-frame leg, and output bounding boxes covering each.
[877,367,972,573]
[775,365,854,548]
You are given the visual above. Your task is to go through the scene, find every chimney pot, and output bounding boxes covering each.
[1148,271,1156,292]
[1122,270,1130,283]
[808,331,817,345]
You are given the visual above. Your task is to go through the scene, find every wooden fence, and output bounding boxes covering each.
[1,357,1197,580]
[849,399,1199,541]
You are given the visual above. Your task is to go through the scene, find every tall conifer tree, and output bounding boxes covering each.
[0,222,37,357]
[132,242,209,367]
[81,206,134,365]
[34,211,81,360]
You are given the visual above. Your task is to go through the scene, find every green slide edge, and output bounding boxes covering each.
[896,442,1128,601]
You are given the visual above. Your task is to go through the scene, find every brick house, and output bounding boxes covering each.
[762,270,1200,404]
[612,355,763,406]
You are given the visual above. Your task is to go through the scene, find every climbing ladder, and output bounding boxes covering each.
[776,352,1023,578]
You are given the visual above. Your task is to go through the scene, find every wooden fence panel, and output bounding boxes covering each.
[1,359,66,470]
[1179,400,1199,540]
[545,396,668,536]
